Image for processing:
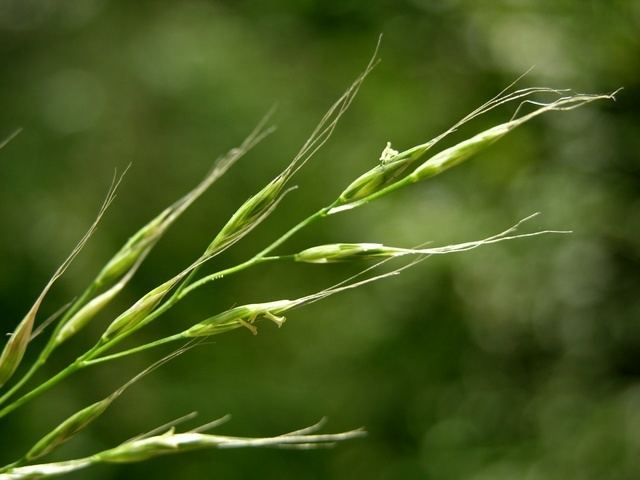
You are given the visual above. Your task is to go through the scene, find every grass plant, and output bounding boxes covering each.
[0,45,616,479]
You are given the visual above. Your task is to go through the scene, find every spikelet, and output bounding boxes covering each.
[0,169,125,388]
[205,42,379,256]
[334,91,617,213]
[294,243,397,263]
[25,398,113,462]
[0,422,365,477]
[294,214,568,264]
[337,85,569,204]
[22,347,187,463]
[205,175,291,256]
[410,93,616,182]
[185,300,292,337]
[100,277,179,341]
[95,424,366,463]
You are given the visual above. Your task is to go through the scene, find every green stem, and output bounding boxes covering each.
[328,176,414,214]
[0,459,23,473]
[0,360,84,420]
[84,333,186,366]
[179,255,284,298]
[0,358,45,407]
[255,206,332,258]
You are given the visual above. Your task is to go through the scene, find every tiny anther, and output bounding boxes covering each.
[238,318,258,335]
[264,311,286,327]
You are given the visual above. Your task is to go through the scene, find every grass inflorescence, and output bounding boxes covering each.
[0,44,617,479]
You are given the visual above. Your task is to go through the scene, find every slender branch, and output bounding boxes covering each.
[83,334,186,366]
[0,361,83,419]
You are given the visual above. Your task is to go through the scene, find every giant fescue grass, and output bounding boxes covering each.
[0,44,617,478]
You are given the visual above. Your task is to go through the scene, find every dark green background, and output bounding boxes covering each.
[0,1,639,479]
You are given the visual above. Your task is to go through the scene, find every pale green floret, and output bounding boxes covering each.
[206,174,289,255]
[94,208,171,288]
[338,134,448,204]
[338,140,425,203]
[0,320,32,389]
[26,397,113,461]
[410,92,616,182]
[54,282,124,347]
[294,243,402,263]
[101,278,177,341]
[338,156,410,203]
[185,300,292,337]
[410,123,510,181]
[95,436,173,463]
[0,459,93,479]
[93,433,213,463]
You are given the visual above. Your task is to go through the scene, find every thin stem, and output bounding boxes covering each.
[255,207,332,258]
[328,176,413,215]
[0,459,22,473]
[180,255,283,298]
[0,357,45,407]
[84,333,186,366]
[0,360,83,420]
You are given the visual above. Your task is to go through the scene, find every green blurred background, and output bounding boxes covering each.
[0,1,639,479]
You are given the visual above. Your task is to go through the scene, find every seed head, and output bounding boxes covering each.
[409,123,510,182]
[410,92,617,183]
[185,300,292,337]
[53,283,124,347]
[294,243,406,263]
[101,278,177,341]
[205,174,289,256]
[338,156,410,204]
[337,137,442,204]
[0,459,93,478]
[96,430,188,463]
[295,216,569,265]
[94,424,365,464]
[0,310,34,389]
[94,209,170,289]
[26,397,113,461]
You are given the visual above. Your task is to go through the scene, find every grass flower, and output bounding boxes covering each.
[0,43,616,479]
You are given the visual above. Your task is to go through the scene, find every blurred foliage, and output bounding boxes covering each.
[0,0,638,479]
